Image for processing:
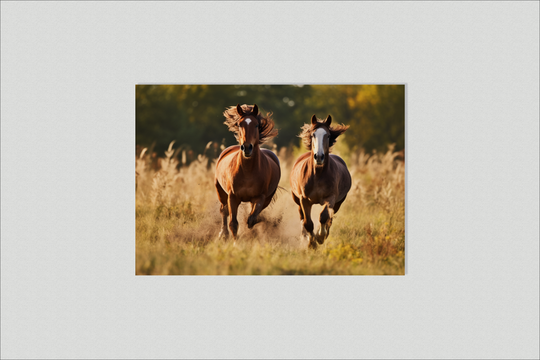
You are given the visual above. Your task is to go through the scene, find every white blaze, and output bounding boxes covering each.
[314,128,326,158]
[245,118,252,125]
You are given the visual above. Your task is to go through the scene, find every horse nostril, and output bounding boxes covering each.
[320,154,325,161]
[241,144,245,151]
[248,144,253,152]
[314,154,318,160]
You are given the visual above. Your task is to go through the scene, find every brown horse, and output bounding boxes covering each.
[215,104,281,240]
[290,115,351,249]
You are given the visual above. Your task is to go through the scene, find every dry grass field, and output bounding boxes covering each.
[136,141,405,275]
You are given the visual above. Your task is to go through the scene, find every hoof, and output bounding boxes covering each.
[301,225,318,249]
[302,231,317,249]
[315,228,326,244]
[247,215,259,229]
[315,228,325,244]
[316,222,330,244]
[218,229,229,240]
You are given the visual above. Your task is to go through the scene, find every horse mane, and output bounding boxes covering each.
[298,117,349,151]
[223,104,278,145]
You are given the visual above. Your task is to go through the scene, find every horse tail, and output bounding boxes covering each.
[271,185,286,205]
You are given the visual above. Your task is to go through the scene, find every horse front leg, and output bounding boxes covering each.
[216,182,229,239]
[316,197,336,244]
[228,195,241,240]
[292,193,304,222]
[219,202,229,239]
[300,198,316,249]
[247,195,265,229]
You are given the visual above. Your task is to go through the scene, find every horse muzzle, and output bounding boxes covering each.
[314,152,325,166]
[241,143,254,158]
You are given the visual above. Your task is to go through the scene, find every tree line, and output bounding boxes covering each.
[136,85,404,159]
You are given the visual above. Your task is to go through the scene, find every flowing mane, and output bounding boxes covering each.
[298,116,349,151]
[223,104,278,144]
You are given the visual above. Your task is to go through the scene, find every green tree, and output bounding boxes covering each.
[136,84,404,157]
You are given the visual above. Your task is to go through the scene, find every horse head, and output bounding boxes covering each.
[299,114,349,168]
[236,104,260,158]
[223,103,278,158]
[310,114,332,166]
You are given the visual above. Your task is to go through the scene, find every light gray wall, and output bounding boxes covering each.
[1,2,539,359]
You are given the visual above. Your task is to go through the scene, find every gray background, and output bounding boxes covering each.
[1,1,538,359]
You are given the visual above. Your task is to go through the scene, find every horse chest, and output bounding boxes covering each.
[230,172,265,199]
[304,176,334,203]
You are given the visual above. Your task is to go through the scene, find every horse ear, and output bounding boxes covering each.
[252,104,259,116]
[236,104,244,116]
[311,115,318,125]
[324,115,332,126]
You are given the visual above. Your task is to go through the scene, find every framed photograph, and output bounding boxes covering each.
[136,85,405,275]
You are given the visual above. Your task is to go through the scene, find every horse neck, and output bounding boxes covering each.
[237,144,261,172]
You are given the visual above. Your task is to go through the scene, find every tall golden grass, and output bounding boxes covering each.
[136,141,405,275]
